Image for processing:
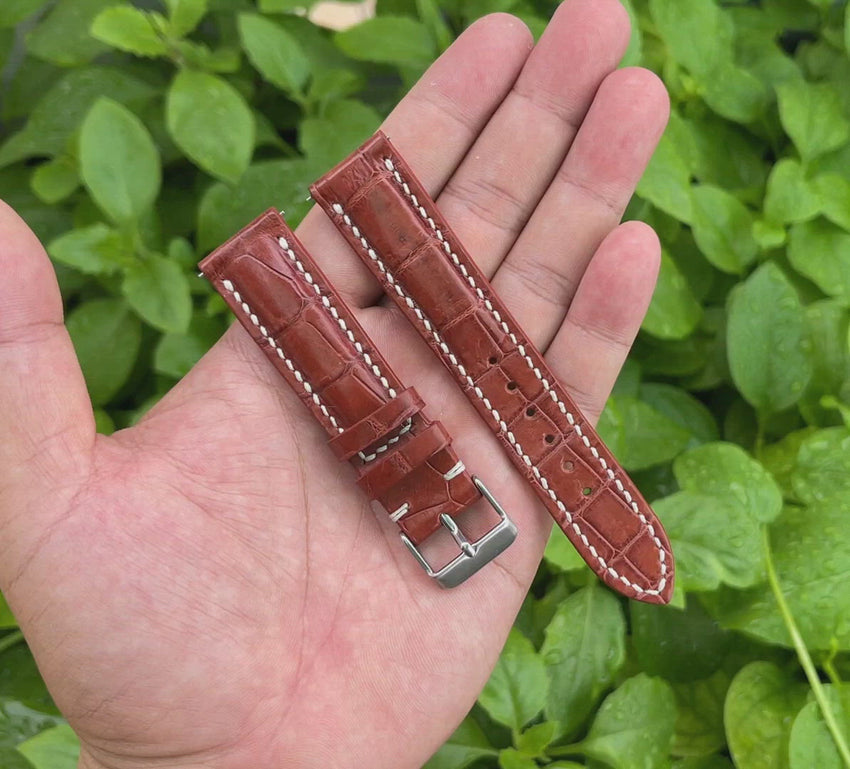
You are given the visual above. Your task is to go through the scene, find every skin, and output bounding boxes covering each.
[0,2,670,768]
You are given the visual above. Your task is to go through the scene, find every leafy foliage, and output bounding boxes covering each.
[2,0,850,767]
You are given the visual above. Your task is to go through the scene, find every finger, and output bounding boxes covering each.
[492,67,669,348]
[434,0,631,273]
[544,221,661,426]
[296,13,534,308]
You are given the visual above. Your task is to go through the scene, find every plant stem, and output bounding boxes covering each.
[763,527,850,769]
[0,629,24,655]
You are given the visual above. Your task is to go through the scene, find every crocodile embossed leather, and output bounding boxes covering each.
[311,133,675,604]
[199,209,517,588]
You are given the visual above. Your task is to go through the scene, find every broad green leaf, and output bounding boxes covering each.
[672,670,730,757]
[691,185,757,274]
[815,174,850,232]
[764,159,823,225]
[47,224,129,275]
[0,593,16,628]
[91,7,168,57]
[727,262,812,413]
[66,299,142,406]
[597,395,693,471]
[724,662,807,769]
[258,0,310,9]
[0,749,34,769]
[197,159,314,252]
[700,63,768,125]
[16,724,78,769]
[166,70,254,183]
[93,409,115,435]
[478,629,548,732]
[335,16,436,68]
[649,0,731,77]
[26,0,116,66]
[618,0,642,68]
[800,301,850,424]
[165,0,208,36]
[30,158,79,205]
[687,114,766,195]
[792,427,850,504]
[789,686,850,769]
[307,68,363,108]
[422,717,497,769]
[760,427,818,501]
[541,584,626,738]
[583,674,677,769]
[639,384,719,448]
[0,67,156,169]
[673,759,734,769]
[788,220,850,304]
[642,251,702,340]
[416,0,453,51]
[777,80,850,161]
[673,443,782,524]
[847,3,850,57]
[636,130,693,223]
[300,99,381,173]
[654,492,765,592]
[238,14,310,95]
[123,254,192,334]
[543,526,586,573]
[515,721,558,757]
[630,598,731,682]
[79,98,161,224]
[710,496,850,650]
[498,749,537,769]
[154,314,224,379]
[0,0,48,27]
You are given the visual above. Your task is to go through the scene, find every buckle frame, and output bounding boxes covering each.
[400,477,517,588]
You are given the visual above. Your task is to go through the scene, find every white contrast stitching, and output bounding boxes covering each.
[443,460,466,481]
[358,418,413,462]
[335,164,668,597]
[221,279,344,434]
[389,502,410,522]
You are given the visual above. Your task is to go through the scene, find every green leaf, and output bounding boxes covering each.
[0,593,16,629]
[710,495,850,650]
[636,129,693,223]
[30,158,79,205]
[26,0,116,66]
[673,442,783,524]
[690,185,758,274]
[631,598,731,682]
[238,14,310,95]
[335,16,436,68]
[673,758,734,769]
[498,749,536,769]
[543,526,587,573]
[727,262,812,413]
[154,313,223,379]
[788,220,850,304]
[764,159,823,225]
[79,98,161,224]
[672,670,730,757]
[91,7,168,57]
[300,99,381,172]
[541,584,626,738]
[0,67,157,169]
[777,80,850,162]
[724,662,808,769]
[422,717,497,769]
[478,629,548,732]
[789,686,850,769]
[791,427,850,504]
[582,674,677,769]
[649,0,731,77]
[597,395,693,471]
[0,0,49,27]
[642,251,702,340]
[700,63,768,125]
[164,0,208,37]
[515,721,558,757]
[47,224,129,276]
[0,749,34,769]
[814,174,850,232]
[800,301,850,424]
[16,724,79,769]
[639,384,719,448]
[122,254,192,334]
[166,70,255,184]
[66,299,142,406]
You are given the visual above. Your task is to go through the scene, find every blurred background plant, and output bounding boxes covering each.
[1,0,850,767]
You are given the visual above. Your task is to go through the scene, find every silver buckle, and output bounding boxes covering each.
[400,477,517,588]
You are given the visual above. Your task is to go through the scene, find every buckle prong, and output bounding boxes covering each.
[400,477,517,588]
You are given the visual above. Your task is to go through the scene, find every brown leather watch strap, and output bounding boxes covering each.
[199,209,517,587]
[311,133,674,604]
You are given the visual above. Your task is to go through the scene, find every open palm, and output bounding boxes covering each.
[0,2,670,767]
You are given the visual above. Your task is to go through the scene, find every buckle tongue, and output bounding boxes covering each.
[400,477,517,588]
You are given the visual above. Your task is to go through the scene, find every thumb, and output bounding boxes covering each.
[0,201,95,582]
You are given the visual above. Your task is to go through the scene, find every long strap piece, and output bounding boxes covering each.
[199,209,516,587]
[311,133,674,604]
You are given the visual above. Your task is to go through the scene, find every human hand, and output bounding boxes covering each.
[0,1,669,767]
